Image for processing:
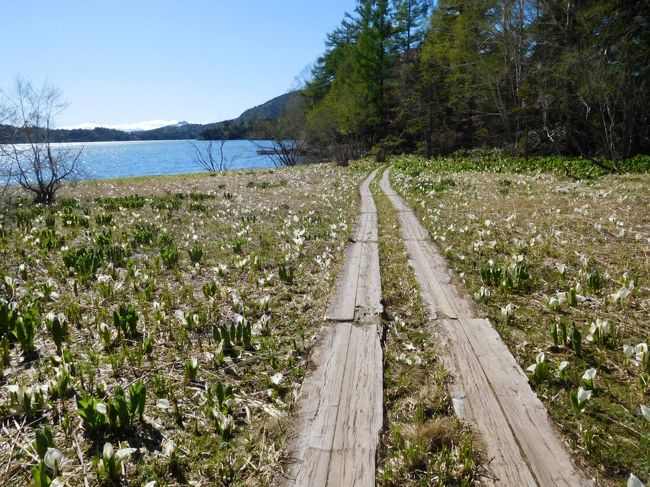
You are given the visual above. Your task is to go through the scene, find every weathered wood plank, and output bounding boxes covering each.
[355,243,383,319]
[284,168,383,487]
[360,195,376,214]
[458,318,591,486]
[352,212,378,243]
[442,319,537,485]
[381,168,591,486]
[398,210,430,241]
[326,243,362,321]
[289,323,352,485]
[404,239,473,319]
[328,324,383,487]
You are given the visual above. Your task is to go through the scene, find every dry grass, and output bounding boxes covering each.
[0,164,365,486]
[391,155,650,485]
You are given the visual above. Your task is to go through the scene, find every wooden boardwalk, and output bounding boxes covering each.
[379,169,591,486]
[282,169,383,487]
[281,168,591,486]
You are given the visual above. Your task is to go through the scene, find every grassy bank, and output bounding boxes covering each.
[390,154,650,485]
[371,169,481,486]
[0,165,365,486]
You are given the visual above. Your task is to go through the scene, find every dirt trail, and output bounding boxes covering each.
[379,168,591,486]
[282,169,383,487]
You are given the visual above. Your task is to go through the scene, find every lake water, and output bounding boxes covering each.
[4,140,277,182]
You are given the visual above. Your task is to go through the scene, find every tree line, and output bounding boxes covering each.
[298,0,649,163]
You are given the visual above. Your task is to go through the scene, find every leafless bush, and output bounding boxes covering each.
[190,139,236,173]
[1,78,82,205]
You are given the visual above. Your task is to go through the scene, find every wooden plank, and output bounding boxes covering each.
[404,239,473,319]
[442,319,537,486]
[284,168,383,486]
[381,168,591,486]
[379,170,410,212]
[398,210,430,241]
[326,243,362,321]
[458,318,591,486]
[352,212,378,243]
[290,323,353,485]
[360,195,376,214]
[328,324,383,487]
[355,243,383,319]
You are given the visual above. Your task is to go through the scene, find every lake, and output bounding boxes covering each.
[4,140,277,182]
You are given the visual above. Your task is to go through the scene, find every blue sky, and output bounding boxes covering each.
[1,1,357,129]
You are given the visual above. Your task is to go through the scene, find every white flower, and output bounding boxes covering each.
[156,399,171,410]
[641,405,650,423]
[548,296,561,311]
[162,440,176,458]
[558,361,569,372]
[582,368,597,381]
[103,442,114,460]
[270,373,284,386]
[624,345,635,357]
[44,447,65,472]
[577,387,592,404]
[611,286,631,302]
[556,263,566,275]
[586,318,610,343]
[174,310,187,326]
[527,352,545,374]
[501,303,514,319]
[628,473,646,487]
[116,447,137,460]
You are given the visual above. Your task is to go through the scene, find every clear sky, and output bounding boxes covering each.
[1,0,357,129]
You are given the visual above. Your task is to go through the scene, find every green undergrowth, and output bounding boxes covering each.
[392,150,650,181]
[390,155,650,485]
[372,169,481,486]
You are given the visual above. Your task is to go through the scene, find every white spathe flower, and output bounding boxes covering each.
[624,345,636,357]
[611,286,631,302]
[582,368,597,381]
[103,442,114,460]
[270,373,284,386]
[156,398,171,410]
[558,361,569,371]
[44,447,65,472]
[501,303,514,318]
[526,352,545,374]
[586,318,610,342]
[556,263,566,275]
[548,296,561,311]
[577,387,592,404]
[174,310,187,326]
[116,447,137,460]
[641,405,650,423]
[628,473,646,487]
[162,440,176,458]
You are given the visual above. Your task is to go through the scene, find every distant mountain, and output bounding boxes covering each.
[236,91,304,124]
[198,91,305,140]
[0,91,304,144]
